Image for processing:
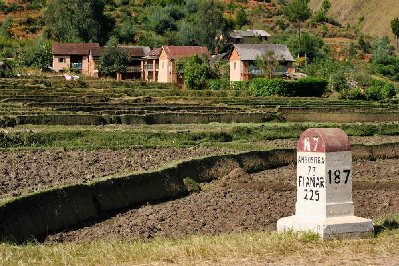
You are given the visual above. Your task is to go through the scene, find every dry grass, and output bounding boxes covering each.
[310,0,399,42]
[0,229,398,266]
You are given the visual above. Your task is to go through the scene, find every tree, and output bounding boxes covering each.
[288,32,325,60]
[20,38,52,71]
[255,51,280,79]
[44,0,114,44]
[321,0,331,12]
[236,8,248,28]
[313,0,331,24]
[192,0,228,53]
[283,0,312,37]
[358,35,371,54]
[98,42,130,76]
[177,55,216,90]
[390,17,399,51]
[371,36,395,65]
[118,17,137,44]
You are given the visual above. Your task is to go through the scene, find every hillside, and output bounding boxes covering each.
[310,0,399,42]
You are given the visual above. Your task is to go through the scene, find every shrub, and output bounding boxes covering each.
[365,80,396,101]
[250,78,288,96]
[250,77,328,97]
[230,80,249,90]
[207,79,229,90]
[339,88,365,100]
[294,77,328,97]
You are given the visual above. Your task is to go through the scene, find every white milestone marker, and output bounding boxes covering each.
[277,128,374,238]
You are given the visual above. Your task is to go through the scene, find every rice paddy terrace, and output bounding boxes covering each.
[0,78,398,126]
[0,77,398,265]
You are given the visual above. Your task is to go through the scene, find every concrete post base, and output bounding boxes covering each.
[277,215,374,239]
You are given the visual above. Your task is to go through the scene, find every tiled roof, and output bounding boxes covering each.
[90,46,104,57]
[162,46,209,59]
[233,44,295,62]
[52,43,100,55]
[119,46,150,57]
[230,29,271,39]
[145,48,162,58]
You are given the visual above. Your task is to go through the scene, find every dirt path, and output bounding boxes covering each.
[45,158,399,243]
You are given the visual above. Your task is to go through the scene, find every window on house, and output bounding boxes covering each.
[234,62,236,70]
[162,62,164,68]
[59,58,65,63]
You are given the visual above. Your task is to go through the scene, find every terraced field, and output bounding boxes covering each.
[0,77,398,264]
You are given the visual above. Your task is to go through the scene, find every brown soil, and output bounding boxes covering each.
[2,135,398,201]
[45,158,399,243]
[0,147,237,201]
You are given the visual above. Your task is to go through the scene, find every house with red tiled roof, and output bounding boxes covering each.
[52,43,100,76]
[158,45,209,83]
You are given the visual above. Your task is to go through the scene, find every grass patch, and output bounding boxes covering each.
[0,122,398,150]
[0,227,398,265]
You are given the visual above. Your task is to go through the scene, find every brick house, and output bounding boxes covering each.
[229,44,295,81]
[52,43,100,76]
[158,46,209,83]
[142,48,162,82]
[119,46,150,80]
[52,43,150,79]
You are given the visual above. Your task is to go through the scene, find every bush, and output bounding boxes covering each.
[365,80,396,101]
[250,78,289,96]
[339,88,365,100]
[250,77,328,97]
[230,81,249,90]
[207,79,229,90]
[295,77,328,97]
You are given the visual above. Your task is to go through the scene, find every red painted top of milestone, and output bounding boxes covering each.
[297,128,351,153]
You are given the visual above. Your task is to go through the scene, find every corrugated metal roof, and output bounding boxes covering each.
[162,46,209,59]
[233,44,295,62]
[230,29,271,39]
[52,43,100,55]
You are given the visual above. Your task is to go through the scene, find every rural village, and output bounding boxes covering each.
[0,0,398,265]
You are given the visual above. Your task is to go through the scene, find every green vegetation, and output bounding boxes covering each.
[177,56,216,90]
[98,39,130,76]
[20,38,52,71]
[0,223,398,265]
[0,122,398,150]
[44,0,114,44]
[390,17,399,51]
[250,77,328,97]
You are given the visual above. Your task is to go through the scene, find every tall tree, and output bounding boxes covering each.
[283,0,311,37]
[44,0,114,44]
[391,17,399,52]
[195,0,227,53]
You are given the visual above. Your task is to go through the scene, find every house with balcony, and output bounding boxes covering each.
[158,45,209,83]
[143,48,162,82]
[119,46,150,80]
[230,44,295,81]
[52,43,100,75]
